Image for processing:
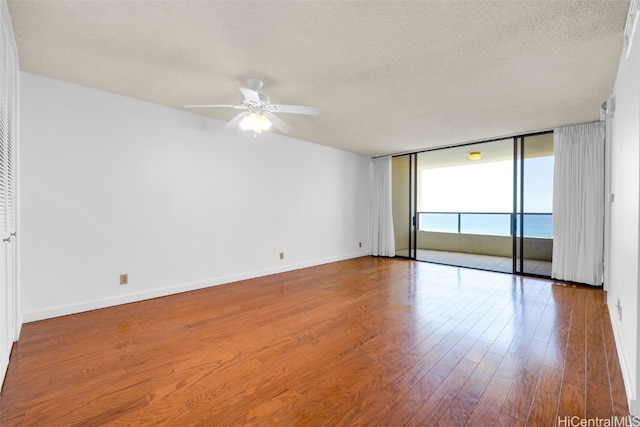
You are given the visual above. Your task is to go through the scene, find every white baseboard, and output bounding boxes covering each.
[21,251,370,323]
[608,298,636,415]
[0,352,7,393]
[1,329,19,393]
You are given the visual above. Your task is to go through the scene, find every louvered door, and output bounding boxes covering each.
[0,1,18,390]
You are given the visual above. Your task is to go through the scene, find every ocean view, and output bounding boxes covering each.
[419,212,553,238]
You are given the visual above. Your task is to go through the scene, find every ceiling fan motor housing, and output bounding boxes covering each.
[246,78,264,91]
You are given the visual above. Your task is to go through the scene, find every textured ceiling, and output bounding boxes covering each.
[7,0,630,157]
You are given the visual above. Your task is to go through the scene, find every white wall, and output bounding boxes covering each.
[608,7,640,414]
[19,72,371,322]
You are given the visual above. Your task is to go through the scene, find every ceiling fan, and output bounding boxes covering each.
[185,79,319,134]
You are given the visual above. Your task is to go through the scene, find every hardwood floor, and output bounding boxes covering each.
[0,257,629,426]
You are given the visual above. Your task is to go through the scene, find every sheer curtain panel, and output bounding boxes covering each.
[370,156,395,257]
[552,122,605,286]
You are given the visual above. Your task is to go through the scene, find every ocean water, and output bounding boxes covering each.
[419,213,553,238]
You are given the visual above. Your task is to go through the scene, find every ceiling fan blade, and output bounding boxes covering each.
[239,87,262,105]
[224,112,248,129]
[264,112,293,133]
[184,104,247,109]
[265,104,319,115]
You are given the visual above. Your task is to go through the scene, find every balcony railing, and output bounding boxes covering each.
[418,212,553,238]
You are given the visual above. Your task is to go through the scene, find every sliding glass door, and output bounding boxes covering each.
[514,134,554,275]
[391,132,554,277]
[416,139,515,272]
[392,154,416,259]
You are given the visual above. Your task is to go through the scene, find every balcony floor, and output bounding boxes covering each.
[396,249,552,277]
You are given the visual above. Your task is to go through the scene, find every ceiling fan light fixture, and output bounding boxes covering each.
[257,113,272,130]
[240,112,272,134]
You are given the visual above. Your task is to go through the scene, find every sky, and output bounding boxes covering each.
[420,157,554,213]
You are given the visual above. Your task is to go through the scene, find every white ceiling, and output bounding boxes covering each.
[7,0,630,157]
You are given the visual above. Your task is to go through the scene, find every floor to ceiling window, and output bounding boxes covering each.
[392,132,554,277]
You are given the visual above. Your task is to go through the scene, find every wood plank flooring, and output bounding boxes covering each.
[0,257,630,426]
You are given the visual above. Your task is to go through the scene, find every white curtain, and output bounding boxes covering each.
[370,156,395,257]
[552,122,605,286]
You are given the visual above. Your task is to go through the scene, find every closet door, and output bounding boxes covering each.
[0,1,19,389]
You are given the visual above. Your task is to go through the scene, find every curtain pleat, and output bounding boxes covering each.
[370,156,395,257]
[552,122,605,286]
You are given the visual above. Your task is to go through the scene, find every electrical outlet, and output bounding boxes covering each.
[279,252,284,260]
[120,274,128,285]
[359,241,362,248]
